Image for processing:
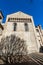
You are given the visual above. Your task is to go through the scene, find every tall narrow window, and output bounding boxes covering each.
[14,23,17,31]
[24,23,29,31]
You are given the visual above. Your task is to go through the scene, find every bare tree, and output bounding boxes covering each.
[0,34,28,64]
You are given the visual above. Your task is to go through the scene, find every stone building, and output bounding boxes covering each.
[0,11,43,54]
[36,25,43,52]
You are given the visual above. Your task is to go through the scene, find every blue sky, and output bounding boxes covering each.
[0,0,43,28]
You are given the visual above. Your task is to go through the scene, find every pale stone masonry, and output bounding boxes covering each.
[0,11,43,54]
[36,25,43,46]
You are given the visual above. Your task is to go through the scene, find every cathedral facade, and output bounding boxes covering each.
[0,11,43,54]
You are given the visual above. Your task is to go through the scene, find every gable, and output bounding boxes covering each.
[7,11,32,18]
[6,11,32,22]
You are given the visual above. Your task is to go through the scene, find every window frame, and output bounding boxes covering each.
[13,23,17,31]
[24,23,29,31]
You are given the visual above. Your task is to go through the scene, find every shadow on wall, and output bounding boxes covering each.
[40,46,43,53]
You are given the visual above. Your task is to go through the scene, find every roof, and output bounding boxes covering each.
[7,11,32,18]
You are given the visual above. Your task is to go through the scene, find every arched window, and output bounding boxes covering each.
[24,23,29,31]
[13,23,17,31]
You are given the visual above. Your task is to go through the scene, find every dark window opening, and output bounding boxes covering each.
[0,24,4,30]
[8,18,10,21]
[36,29,39,32]
[30,19,32,22]
[14,23,17,31]
[0,16,2,19]
[24,23,29,31]
[40,46,43,53]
